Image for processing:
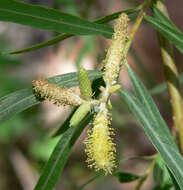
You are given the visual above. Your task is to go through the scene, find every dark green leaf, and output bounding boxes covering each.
[0,70,102,123]
[113,171,139,183]
[119,88,183,189]
[145,15,183,54]
[6,6,140,54]
[125,63,176,147]
[123,64,183,188]
[94,5,141,24]
[151,5,174,27]
[8,34,72,54]
[34,114,92,190]
[0,0,113,38]
[151,5,183,54]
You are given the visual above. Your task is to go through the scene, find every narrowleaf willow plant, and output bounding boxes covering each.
[1,0,183,189]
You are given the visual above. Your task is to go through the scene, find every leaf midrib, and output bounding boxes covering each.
[0,7,112,36]
[40,135,69,190]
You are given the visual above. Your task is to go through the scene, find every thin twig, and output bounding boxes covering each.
[155,1,183,154]
[124,0,152,57]
[135,157,156,190]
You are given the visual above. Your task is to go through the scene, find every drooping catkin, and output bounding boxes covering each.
[32,78,85,106]
[103,13,129,86]
[84,110,116,174]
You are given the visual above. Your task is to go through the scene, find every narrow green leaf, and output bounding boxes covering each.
[145,15,183,54]
[119,88,183,189]
[34,114,92,190]
[9,34,72,54]
[94,5,141,24]
[150,73,183,95]
[151,5,183,54]
[7,6,140,54]
[0,0,113,38]
[0,70,102,123]
[151,5,174,27]
[125,63,177,148]
[113,171,139,183]
[123,64,183,187]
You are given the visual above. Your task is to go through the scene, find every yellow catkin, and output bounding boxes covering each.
[84,111,116,174]
[103,13,129,86]
[32,78,85,106]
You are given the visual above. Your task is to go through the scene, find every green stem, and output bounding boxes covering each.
[155,0,183,154]
[135,157,156,190]
[124,0,152,57]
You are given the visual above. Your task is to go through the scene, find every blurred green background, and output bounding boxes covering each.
[0,0,183,189]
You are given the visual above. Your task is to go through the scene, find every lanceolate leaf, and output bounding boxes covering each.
[0,70,102,123]
[119,64,183,188]
[94,5,141,24]
[0,0,113,38]
[125,63,177,148]
[145,15,183,54]
[7,6,141,55]
[9,34,72,54]
[34,114,92,190]
[119,89,183,189]
[151,5,174,27]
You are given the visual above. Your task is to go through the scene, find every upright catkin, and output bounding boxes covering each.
[104,13,129,87]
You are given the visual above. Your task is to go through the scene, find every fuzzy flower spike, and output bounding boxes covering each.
[104,13,129,87]
[32,78,85,106]
[84,108,116,174]
[84,13,129,175]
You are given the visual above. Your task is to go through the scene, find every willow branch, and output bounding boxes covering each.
[155,0,183,154]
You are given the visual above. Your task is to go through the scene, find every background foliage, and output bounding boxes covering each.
[0,0,183,190]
